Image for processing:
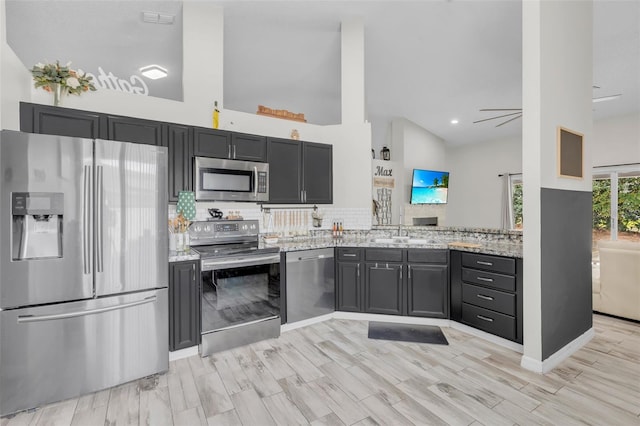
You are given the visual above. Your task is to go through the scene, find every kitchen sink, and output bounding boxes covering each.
[371,237,430,245]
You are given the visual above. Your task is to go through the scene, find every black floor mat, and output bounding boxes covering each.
[368,322,449,345]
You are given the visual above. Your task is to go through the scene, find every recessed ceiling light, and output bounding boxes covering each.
[139,65,168,80]
[450,119,459,124]
[592,94,622,103]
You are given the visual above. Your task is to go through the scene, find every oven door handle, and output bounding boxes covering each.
[201,254,280,271]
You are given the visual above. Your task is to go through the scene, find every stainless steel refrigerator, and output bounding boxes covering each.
[0,130,168,416]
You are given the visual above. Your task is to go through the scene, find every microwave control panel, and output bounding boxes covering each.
[257,171,268,193]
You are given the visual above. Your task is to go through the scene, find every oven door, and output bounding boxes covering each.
[194,157,268,202]
[200,253,280,335]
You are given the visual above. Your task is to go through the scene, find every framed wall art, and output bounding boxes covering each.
[557,126,584,179]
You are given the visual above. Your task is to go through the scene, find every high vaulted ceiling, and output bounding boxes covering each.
[6,1,639,147]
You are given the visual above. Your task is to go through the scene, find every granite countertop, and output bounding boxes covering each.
[262,236,523,258]
[169,228,523,262]
[168,249,200,263]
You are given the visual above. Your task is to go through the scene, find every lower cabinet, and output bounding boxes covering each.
[364,262,403,315]
[336,248,363,312]
[169,260,200,351]
[450,250,523,343]
[336,247,449,319]
[407,264,449,318]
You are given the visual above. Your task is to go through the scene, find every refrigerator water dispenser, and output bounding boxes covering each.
[12,192,64,260]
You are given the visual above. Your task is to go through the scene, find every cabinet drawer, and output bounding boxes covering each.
[365,248,404,262]
[462,267,515,292]
[407,249,448,264]
[462,303,516,341]
[337,248,362,261]
[461,253,515,275]
[462,283,515,316]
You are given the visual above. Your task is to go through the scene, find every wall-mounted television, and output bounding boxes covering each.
[410,169,449,204]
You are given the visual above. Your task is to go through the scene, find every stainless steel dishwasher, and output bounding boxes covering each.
[285,248,335,323]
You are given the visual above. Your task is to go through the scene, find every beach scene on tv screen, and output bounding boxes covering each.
[412,169,449,204]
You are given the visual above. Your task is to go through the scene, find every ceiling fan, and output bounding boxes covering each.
[475,87,622,127]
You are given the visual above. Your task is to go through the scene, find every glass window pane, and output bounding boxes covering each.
[618,175,640,242]
[592,177,611,283]
[512,182,523,229]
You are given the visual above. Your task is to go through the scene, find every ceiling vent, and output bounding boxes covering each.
[142,11,175,24]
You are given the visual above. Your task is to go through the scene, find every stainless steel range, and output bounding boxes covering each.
[189,219,281,356]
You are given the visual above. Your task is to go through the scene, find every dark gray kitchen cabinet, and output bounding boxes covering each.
[267,138,303,203]
[169,260,200,351]
[192,127,231,158]
[20,102,101,139]
[336,248,363,312]
[406,249,449,318]
[168,124,193,203]
[267,138,332,204]
[302,142,333,204]
[363,248,404,315]
[450,250,523,343]
[231,132,267,162]
[364,262,403,315]
[193,128,266,162]
[103,115,166,146]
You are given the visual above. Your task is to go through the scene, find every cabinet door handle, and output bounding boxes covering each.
[477,276,494,283]
[343,253,357,257]
[228,145,232,158]
[357,265,360,278]
[477,294,494,301]
[408,265,411,279]
[476,260,493,266]
[233,145,237,159]
[477,315,494,322]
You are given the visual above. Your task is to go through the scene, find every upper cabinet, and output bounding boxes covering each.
[102,115,166,146]
[267,138,303,204]
[193,128,266,162]
[20,103,101,139]
[167,124,193,203]
[302,142,333,204]
[267,138,333,204]
[192,128,231,158]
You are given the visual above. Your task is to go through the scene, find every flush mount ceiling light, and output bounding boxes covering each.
[592,94,622,103]
[450,119,459,125]
[139,65,168,80]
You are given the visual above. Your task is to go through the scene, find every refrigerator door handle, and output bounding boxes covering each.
[83,165,92,275]
[16,296,157,323]
[96,165,104,273]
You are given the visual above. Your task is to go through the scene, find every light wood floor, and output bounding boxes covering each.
[2,314,639,426]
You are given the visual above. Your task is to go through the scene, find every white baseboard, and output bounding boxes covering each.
[281,313,335,332]
[169,345,199,361]
[520,327,595,373]
[332,311,451,328]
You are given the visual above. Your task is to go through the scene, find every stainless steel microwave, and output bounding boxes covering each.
[194,157,269,202]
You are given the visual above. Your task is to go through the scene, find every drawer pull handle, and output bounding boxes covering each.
[477,261,493,266]
[477,276,494,283]
[477,294,494,301]
[343,253,357,257]
[477,315,494,322]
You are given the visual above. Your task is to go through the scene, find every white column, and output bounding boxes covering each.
[522,0,593,372]
[183,2,224,127]
[341,17,365,124]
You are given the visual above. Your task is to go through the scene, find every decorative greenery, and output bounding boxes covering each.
[593,177,640,233]
[30,61,96,95]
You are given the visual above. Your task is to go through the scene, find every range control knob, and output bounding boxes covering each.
[204,225,211,232]
[250,224,257,230]
[194,225,201,232]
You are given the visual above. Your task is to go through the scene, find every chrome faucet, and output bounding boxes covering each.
[398,213,405,236]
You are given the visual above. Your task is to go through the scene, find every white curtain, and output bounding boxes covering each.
[500,173,514,230]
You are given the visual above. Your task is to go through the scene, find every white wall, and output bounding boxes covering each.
[0,2,371,217]
[446,135,522,228]
[592,112,640,166]
[0,0,31,131]
[392,117,447,225]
